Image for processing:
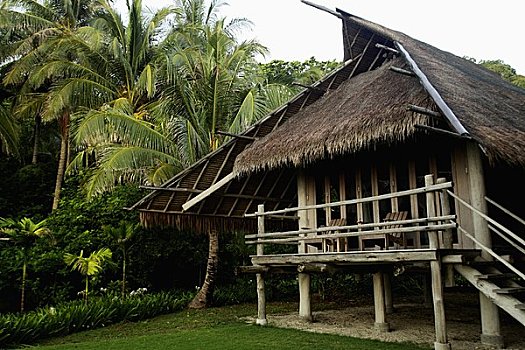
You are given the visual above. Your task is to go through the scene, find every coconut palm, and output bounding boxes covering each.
[64,247,112,303]
[0,101,18,156]
[60,0,182,197]
[0,0,102,208]
[0,217,50,312]
[104,221,137,299]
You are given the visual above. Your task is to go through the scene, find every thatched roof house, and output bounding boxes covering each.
[131,7,525,232]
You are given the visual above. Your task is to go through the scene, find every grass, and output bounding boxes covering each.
[29,302,429,350]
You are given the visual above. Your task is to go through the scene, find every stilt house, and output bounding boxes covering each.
[131,3,525,349]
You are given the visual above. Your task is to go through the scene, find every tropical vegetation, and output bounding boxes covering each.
[0,0,523,348]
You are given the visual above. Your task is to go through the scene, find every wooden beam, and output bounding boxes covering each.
[245,216,455,239]
[389,66,415,76]
[139,186,203,193]
[246,181,453,217]
[297,263,338,274]
[455,264,525,327]
[375,43,399,54]
[182,173,235,211]
[415,124,468,140]
[396,42,469,136]
[246,223,457,245]
[236,266,270,274]
[407,104,442,118]
[251,250,438,265]
[292,82,326,92]
[215,130,257,141]
[300,0,344,19]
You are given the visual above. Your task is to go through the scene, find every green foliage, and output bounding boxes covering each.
[467,58,525,89]
[260,57,341,86]
[64,248,113,302]
[0,291,194,348]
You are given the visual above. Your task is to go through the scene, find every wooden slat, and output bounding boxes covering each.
[182,173,235,211]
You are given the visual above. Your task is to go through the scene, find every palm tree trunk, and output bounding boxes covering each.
[31,115,41,164]
[85,277,89,304]
[189,229,219,309]
[122,249,126,299]
[52,111,70,210]
[20,261,27,312]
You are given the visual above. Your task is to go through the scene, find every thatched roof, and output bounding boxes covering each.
[234,57,434,174]
[233,11,525,175]
[130,47,385,231]
[132,7,524,232]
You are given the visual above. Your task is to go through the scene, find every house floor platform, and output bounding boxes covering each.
[249,249,482,271]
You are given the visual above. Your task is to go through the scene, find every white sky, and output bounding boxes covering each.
[121,0,525,74]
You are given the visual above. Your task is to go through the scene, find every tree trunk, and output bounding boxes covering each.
[52,112,70,211]
[189,229,219,309]
[31,115,41,164]
[122,249,126,299]
[20,261,27,312]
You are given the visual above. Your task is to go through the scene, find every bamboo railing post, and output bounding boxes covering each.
[425,175,451,350]
[425,175,439,250]
[255,204,267,326]
[437,178,455,287]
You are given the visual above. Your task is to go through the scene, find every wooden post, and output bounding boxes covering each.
[425,175,451,350]
[466,142,503,348]
[408,161,421,248]
[384,272,394,314]
[373,271,390,331]
[298,272,312,321]
[437,178,455,288]
[256,204,267,326]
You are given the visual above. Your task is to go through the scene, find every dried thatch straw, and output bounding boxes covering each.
[234,58,434,175]
[344,13,525,166]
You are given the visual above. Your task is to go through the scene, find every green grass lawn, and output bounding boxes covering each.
[30,303,429,350]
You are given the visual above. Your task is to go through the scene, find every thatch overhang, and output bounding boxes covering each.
[131,38,395,232]
[233,10,525,175]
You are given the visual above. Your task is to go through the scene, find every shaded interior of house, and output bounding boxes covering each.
[131,2,525,349]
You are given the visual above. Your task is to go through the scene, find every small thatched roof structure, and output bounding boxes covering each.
[132,7,525,232]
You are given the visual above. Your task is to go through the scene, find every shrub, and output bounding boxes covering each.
[0,291,194,348]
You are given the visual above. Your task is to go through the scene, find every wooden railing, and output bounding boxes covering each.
[245,175,456,254]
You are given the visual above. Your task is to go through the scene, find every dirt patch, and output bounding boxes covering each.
[247,293,525,349]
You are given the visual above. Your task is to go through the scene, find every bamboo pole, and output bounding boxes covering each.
[245,223,456,245]
[256,204,267,326]
[425,175,451,350]
[245,182,453,217]
[437,178,455,288]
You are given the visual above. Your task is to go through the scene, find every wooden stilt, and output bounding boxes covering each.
[298,273,312,321]
[384,272,394,314]
[256,273,267,325]
[425,175,451,350]
[466,143,504,348]
[256,205,267,326]
[373,271,389,332]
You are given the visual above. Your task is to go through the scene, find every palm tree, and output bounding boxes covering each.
[0,101,19,156]
[0,0,101,208]
[69,0,293,197]
[0,217,50,312]
[104,221,137,299]
[64,247,112,303]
